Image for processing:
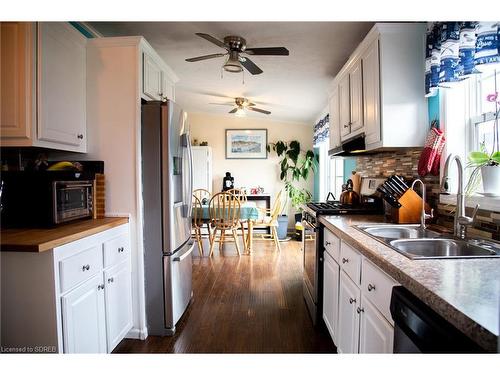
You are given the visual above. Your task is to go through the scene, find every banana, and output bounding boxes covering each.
[47,161,75,171]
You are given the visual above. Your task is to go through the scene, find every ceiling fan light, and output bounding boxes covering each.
[235,107,246,117]
[223,51,243,73]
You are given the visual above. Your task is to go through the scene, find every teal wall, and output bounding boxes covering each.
[313,147,320,201]
[343,158,357,182]
[428,94,440,126]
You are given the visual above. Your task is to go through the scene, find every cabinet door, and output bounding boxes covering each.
[337,271,361,353]
[38,22,86,149]
[338,74,351,139]
[359,297,394,353]
[104,261,133,352]
[362,39,381,146]
[161,71,174,101]
[143,52,162,100]
[349,60,363,133]
[61,274,107,353]
[0,22,33,140]
[328,88,341,150]
[323,253,340,344]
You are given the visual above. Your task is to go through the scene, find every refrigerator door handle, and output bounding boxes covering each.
[173,241,195,262]
[180,132,193,218]
[186,132,194,216]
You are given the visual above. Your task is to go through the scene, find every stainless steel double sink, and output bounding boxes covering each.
[356,224,500,260]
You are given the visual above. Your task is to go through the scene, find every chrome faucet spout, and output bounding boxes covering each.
[440,154,479,239]
[411,179,432,230]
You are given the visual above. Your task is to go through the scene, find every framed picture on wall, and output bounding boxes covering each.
[225,129,268,159]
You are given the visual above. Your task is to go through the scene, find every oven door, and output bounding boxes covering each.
[302,219,318,304]
[54,181,93,224]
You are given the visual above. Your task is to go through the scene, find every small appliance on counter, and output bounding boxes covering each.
[0,161,104,228]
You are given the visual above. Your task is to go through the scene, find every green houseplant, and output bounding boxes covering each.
[266,140,319,239]
[466,91,500,196]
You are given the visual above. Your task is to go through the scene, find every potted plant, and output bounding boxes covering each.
[466,92,500,196]
[267,140,318,239]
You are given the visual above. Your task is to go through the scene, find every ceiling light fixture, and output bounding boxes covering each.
[223,51,243,73]
[235,107,246,117]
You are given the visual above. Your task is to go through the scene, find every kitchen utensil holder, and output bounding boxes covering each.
[384,189,431,224]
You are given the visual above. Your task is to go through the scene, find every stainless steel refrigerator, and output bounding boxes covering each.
[141,100,194,336]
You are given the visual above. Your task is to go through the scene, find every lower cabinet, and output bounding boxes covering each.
[337,271,361,353]
[61,274,107,354]
[323,252,340,342]
[359,297,394,353]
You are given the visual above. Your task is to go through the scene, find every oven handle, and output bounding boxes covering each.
[302,219,317,231]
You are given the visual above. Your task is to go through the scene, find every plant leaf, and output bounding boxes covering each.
[491,151,500,163]
[468,151,490,165]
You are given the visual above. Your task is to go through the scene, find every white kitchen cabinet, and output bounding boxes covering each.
[0,223,132,353]
[38,22,86,150]
[0,22,87,152]
[104,260,133,351]
[328,88,341,150]
[359,296,394,353]
[338,74,350,139]
[362,38,381,146]
[348,61,363,133]
[328,23,427,152]
[323,252,340,344]
[61,273,107,354]
[192,146,213,192]
[142,52,163,100]
[337,271,361,353]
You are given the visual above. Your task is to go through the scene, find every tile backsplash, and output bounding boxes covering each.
[354,149,500,240]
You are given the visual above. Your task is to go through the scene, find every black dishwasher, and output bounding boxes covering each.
[390,286,485,353]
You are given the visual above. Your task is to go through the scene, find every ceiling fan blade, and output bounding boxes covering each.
[209,102,235,106]
[244,47,289,56]
[245,102,256,107]
[228,108,238,114]
[239,57,263,75]
[185,53,226,62]
[248,107,271,115]
[195,33,227,49]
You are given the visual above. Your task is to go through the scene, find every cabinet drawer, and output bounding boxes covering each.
[324,229,340,262]
[361,258,398,324]
[103,234,129,268]
[340,241,361,285]
[59,245,102,293]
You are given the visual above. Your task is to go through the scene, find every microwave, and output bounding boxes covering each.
[1,171,95,227]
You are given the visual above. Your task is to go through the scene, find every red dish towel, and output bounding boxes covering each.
[418,126,444,176]
[431,133,446,175]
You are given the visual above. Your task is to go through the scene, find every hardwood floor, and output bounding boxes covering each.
[113,237,336,353]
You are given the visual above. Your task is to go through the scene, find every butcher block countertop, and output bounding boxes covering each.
[0,217,129,252]
[319,214,500,353]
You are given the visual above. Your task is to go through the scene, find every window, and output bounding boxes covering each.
[440,68,500,211]
[317,142,344,201]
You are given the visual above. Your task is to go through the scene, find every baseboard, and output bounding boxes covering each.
[125,326,148,340]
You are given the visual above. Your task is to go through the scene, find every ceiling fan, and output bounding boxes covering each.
[211,97,271,116]
[185,33,289,75]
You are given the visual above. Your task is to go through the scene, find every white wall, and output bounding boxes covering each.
[189,112,314,226]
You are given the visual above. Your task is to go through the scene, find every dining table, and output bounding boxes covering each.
[197,202,260,254]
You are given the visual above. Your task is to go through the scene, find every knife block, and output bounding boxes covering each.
[384,189,431,224]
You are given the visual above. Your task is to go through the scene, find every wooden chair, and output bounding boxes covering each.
[254,190,283,251]
[226,188,248,251]
[192,195,204,256]
[208,192,242,257]
[193,188,212,242]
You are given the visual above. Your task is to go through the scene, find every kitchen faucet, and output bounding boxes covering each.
[440,154,479,240]
[411,179,433,230]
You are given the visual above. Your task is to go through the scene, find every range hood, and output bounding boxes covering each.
[328,134,370,156]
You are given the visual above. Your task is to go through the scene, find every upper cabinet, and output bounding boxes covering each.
[329,88,341,150]
[0,22,87,152]
[141,42,177,102]
[329,23,427,152]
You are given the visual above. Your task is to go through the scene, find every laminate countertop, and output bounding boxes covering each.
[0,217,129,252]
[319,215,500,353]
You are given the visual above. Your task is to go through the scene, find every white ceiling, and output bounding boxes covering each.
[89,22,374,124]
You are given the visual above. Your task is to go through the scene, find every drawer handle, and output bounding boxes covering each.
[367,283,376,292]
[108,277,114,284]
[349,297,356,304]
[325,241,331,246]
[357,307,364,314]
[342,258,349,264]
[82,264,90,271]
[77,134,84,140]
[118,247,125,253]
[97,284,105,291]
